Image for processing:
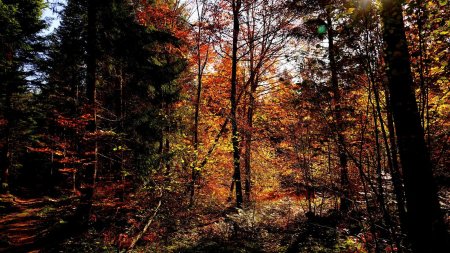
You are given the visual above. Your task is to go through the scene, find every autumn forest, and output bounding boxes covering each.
[0,0,449,252]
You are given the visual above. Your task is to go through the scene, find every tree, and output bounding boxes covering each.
[230,0,243,208]
[74,0,98,225]
[404,0,450,187]
[189,0,212,206]
[241,0,292,203]
[0,0,46,193]
[380,0,448,252]
[37,0,188,221]
[290,0,352,213]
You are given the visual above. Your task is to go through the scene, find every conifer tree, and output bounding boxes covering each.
[0,0,46,193]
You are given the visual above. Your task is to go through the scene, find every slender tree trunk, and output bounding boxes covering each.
[415,1,428,137]
[370,87,399,251]
[370,95,388,218]
[304,127,313,213]
[75,0,98,226]
[0,97,11,194]
[373,80,406,250]
[244,90,254,203]
[244,16,256,202]
[415,2,431,148]
[357,89,381,253]
[364,18,407,236]
[189,0,211,206]
[364,45,400,245]
[325,8,351,213]
[383,87,407,233]
[0,40,16,195]
[190,63,202,205]
[380,1,448,252]
[231,0,243,208]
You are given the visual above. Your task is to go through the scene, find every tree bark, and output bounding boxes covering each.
[383,87,407,234]
[325,7,351,213]
[244,84,255,203]
[75,0,98,226]
[380,1,448,252]
[0,94,11,194]
[190,0,210,206]
[244,4,256,203]
[231,0,243,208]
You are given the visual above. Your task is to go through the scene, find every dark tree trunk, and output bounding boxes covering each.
[244,32,256,203]
[375,83,406,233]
[365,51,398,242]
[372,79,405,249]
[231,0,243,208]
[75,0,98,226]
[370,86,399,250]
[0,94,11,194]
[380,1,448,252]
[325,8,351,213]
[189,64,202,206]
[356,93,381,253]
[244,91,254,203]
[189,2,210,205]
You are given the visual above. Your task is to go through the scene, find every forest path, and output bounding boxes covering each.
[0,194,75,253]
[160,198,308,252]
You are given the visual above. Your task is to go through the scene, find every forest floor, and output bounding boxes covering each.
[0,189,372,253]
[151,200,369,253]
[0,194,77,253]
[0,195,366,253]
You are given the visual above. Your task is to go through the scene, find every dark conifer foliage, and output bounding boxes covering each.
[0,0,46,193]
[36,0,188,194]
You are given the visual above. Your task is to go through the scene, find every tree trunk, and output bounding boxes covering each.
[383,87,407,234]
[372,79,406,249]
[364,47,399,243]
[356,90,381,252]
[190,0,210,206]
[244,92,254,203]
[370,86,399,250]
[380,1,448,252]
[231,0,243,208]
[325,8,351,213]
[190,64,202,206]
[244,7,256,202]
[75,0,98,226]
[0,107,11,194]
[0,62,13,194]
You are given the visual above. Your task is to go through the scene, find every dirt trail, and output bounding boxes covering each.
[0,195,74,253]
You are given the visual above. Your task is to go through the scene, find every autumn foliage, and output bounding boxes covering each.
[0,0,448,252]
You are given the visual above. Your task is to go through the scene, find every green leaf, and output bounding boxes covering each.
[317,25,327,35]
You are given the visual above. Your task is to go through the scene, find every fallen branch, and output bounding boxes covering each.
[126,198,162,252]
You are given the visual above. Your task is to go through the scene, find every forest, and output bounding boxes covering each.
[0,0,449,252]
